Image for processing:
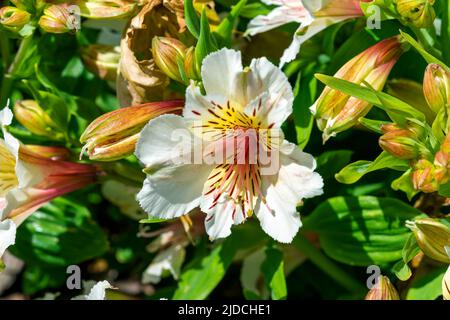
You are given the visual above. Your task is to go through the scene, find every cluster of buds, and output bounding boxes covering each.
[311,36,407,142]
[393,0,436,28]
[406,218,450,264]
[80,44,121,82]
[80,100,184,161]
[378,64,450,193]
[13,100,65,140]
[379,122,428,160]
[365,276,400,300]
[0,6,31,33]
[152,37,200,84]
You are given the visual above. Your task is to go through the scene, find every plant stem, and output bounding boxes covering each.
[0,33,11,69]
[443,0,450,65]
[293,235,367,296]
[0,35,34,107]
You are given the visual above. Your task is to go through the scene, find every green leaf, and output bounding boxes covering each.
[240,2,271,19]
[139,218,170,224]
[391,169,419,200]
[303,196,421,266]
[358,118,389,134]
[184,0,201,39]
[316,150,353,181]
[400,30,450,72]
[438,180,450,197]
[22,265,67,295]
[12,198,109,267]
[406,266,447,300]
[261,246,287,300]
[195,9,218,73]
[215,0,247,47]
[172,238,238,299]
[293,70,315,149]
[315,74,426,123]
[336,152,409,184]
[392,260,412,281]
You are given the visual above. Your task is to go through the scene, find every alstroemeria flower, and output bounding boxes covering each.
[0,106,100,231]
[246,0,368,66]
[136,49,323,243]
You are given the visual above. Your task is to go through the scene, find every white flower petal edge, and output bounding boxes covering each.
[0,219,16,260]
[142,244,186,284]
[72,280,114,300]
[256,143,324,243]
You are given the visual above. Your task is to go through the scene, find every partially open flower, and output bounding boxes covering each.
[365,276,400,300]
[80,45,121,82]
[0,106,101,228]
[407,218,450,263]
[423,64,450,114]
[39,3,80,33]
[13,100,65,140]
[152,37,187,84]
[311,36,406,142]
[0,6,31,32]
[80,100,184,161]
[246,0,370,66]
[394,0,436,28]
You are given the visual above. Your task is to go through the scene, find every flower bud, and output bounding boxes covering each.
[184,47,200,81]
[152,37,187,84]
[38,4,80,34]
[379,129,421,160]
[394,0,436,28]
[387,79,435,122]
[433,151,450,185]
[412,159,438,193]
[74,0,138,19]
[423,64,450,114]
[407,218,450,263]
[13,100,65,140]
[80,100,184,161]
[365,276,400,300]
[312,36,406,142]
[443,260,450,300]
[0,6,31,32]
[81,45,120,82]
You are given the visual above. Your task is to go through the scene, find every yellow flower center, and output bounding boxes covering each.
[0,140,18,197]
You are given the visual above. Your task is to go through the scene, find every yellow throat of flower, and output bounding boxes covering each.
[0,140,18,197]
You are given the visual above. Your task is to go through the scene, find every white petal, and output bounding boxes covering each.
[246,6,305,36]
[243,56,294,127]
[84,281,113,300]
[142,244,186,284]
[0,219,16,259]
[135,114,194,169]
[184,83,227,121]
[280,16,349,67]
[201,49,243,101]
[137,164,213,220]
[201,193,246,241]
[255,142,323,243]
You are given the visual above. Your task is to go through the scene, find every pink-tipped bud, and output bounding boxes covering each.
[379,130,420,160]
[423,64,450,114]
[365,276,400,300]
[80,100,184,161]
[312,36,407,142]
[74,0,138,19]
